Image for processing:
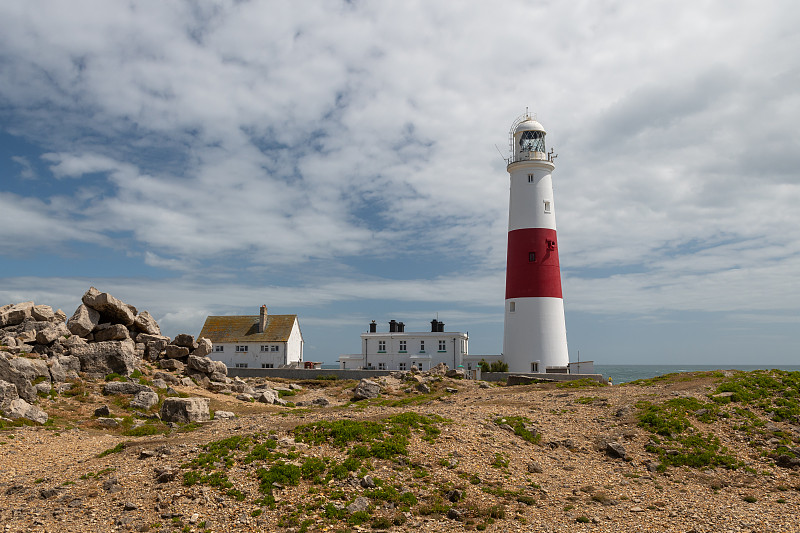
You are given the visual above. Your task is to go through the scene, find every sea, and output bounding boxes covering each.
[320,363,800,384]
[595,364,800,384]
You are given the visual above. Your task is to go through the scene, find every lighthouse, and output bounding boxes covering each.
[502,112,569,373]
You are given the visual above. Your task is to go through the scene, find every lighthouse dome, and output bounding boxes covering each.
[515,119,546,135]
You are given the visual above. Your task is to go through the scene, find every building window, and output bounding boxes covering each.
[378,362,387,370]
[378,340,386,352]
[544,200,551,213]
[509,301,516,313]
[260,345,268,352]
[236,345,248,352]
[261,363,274,368]
[271,345,279,352]
[529,252,535,262]
[399,362,406,371]
[214,345,224,352]
[399,341,407,352]
[531,362,539,372]
[528,174,534,183]
[438,340,446,352]
[419,340,425,352]
[235,363,248,368]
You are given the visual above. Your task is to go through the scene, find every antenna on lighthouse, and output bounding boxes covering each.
[495,144,509,164]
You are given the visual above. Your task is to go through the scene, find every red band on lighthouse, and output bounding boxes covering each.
[505,227,563,299]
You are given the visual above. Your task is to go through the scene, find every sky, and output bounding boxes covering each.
[1,0,799,366]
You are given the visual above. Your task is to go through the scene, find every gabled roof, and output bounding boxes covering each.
[198,315,298,343]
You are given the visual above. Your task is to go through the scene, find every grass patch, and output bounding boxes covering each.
[97,441,129,458]
[494,415,541,444]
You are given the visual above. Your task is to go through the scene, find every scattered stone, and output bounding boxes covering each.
[446,488,463,502]
[447,508,464,521]
[605,441,628,460]
[5,398,48,424]
[311,397,330,406]
[214,411,236,419]
[94,405,111,417]
[527,461,544,474]
[130,390,159,410]
[346,496,370,514]
[360,475,376,488]
[103,381,152,395]
[416,382,431,394]
[352,379,381,400]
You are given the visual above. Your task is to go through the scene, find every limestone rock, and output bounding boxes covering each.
[194,338,212,357]
[347,496,370,514]
[0,354,37,403]
[133,311,161,336]
[214,410,236,419]
[31,305,55,322]
[164,345,190,359]
[605,441,628,460]
[257,389,279,404]
[67,304,100,337]
[212,360,228,376]
[103,381,152,395]
[352,379,381,400]
[93,324,130,342]
[81,287,136,326]
[158,358,185,372]
[172,334,197,349]
[0,379,20,411]
[0,302,34,328]
[130,390,159,410]
[35,322,69,345]
[71,339,139,377]
[187,354,216,374]
[160,397,210,424]
[5,398,48,424]
[10,356,50,383]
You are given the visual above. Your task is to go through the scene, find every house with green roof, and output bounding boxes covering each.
[198,305,303,369]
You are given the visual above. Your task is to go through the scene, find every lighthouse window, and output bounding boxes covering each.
[544,200,551,213]
[529,252,536,262]
[509,301,516,313]
[528,174,534,183]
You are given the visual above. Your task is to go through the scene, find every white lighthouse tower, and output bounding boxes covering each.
[502,112,569,373]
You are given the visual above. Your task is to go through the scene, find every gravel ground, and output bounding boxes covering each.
[2,373,800,533]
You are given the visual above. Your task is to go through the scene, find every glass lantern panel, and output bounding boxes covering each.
[519,130,546,152]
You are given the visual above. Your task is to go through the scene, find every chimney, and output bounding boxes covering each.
[398,322,405,332]
[369,320,377,333]
[431,319,438,332]
[259,305,268,333]
[438,321,445,332]
[389,319,397,333]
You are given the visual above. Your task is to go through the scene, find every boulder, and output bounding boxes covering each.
[133,311,161,336]
[184,370,210,388]
[31,305,55,322]
[605,441,628,460]
[352,379,381,400]
[70,339,139,377]
[10,356,50,383]
[0,354,37,403]
[194,338,212,357]
[212,360,228,376]
[257,389,279,404]
[172,334,197,349]
[53,355,81,381]
[35,322,69,345]
[94,324,130,342]
[5,398,48,424]
[347,496,370,514]
[103,381,152,395]
[143,337,169,361]
[209,371,228,382]
[0,302,34,328]
[0,379,19,411]
[130,390,159,410]
[214,411,236,419]
[67,304,100,337]
[164,345,190,359]
[54,309,67,322]
[187,355,216,374]
[159,397,210,424]
[157,359,185,372]
[81,287,136,325]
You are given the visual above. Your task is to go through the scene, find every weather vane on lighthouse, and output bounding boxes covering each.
[502,110,569,373]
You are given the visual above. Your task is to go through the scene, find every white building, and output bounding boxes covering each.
[199,305,303,369]
[339,319,499,371]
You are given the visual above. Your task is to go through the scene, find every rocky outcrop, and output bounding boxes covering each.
[82,287,136,326]
[5,398,48,424]
[67,304,100,337]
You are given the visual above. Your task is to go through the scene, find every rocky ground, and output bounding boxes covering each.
[2,290,800,532]
[2,368,800,533]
